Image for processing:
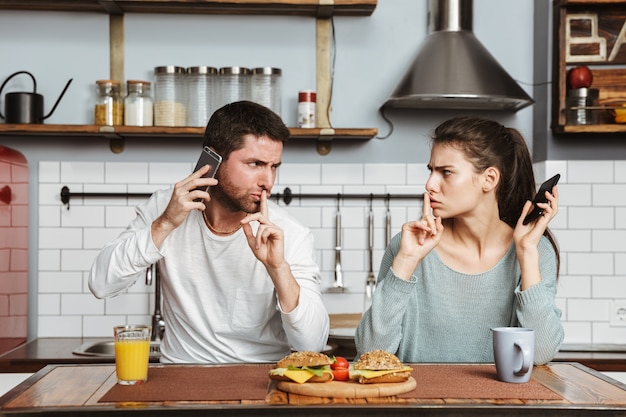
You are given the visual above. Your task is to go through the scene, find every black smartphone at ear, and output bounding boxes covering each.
[523,174,560,225]
[193,146,222,199]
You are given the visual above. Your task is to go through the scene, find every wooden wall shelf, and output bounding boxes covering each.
[0,0,378,154]
[0,124,377,140]
[552,0,626,135]
[0,0,377,16]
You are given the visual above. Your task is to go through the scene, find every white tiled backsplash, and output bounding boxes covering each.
[37,160,626,345]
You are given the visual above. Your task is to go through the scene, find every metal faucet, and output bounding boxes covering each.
[145,263,165,342]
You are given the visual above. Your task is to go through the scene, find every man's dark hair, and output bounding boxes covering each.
[202,101,290,160]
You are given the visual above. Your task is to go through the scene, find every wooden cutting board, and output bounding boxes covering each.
[277,377,416,398]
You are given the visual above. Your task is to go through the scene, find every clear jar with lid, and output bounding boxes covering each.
[153,65,186,126]
[94,80,123,126]
[186,66,218,127]
[124,80,153,126]
[218,67,251,108]
[251,67,282,116]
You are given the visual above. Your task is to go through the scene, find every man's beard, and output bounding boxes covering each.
[209,174,261,214]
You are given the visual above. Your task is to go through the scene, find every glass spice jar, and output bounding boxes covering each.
[124,80,153,126]
[94,80,123,126]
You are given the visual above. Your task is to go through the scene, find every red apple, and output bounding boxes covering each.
[567,66,593,89]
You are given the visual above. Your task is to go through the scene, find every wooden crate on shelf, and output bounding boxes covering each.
[553,0,626,133]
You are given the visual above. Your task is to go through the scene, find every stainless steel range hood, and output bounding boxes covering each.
[382,0,533,112]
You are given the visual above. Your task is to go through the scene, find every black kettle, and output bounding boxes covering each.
[0,71,73,124]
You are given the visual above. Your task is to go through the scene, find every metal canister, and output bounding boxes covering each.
[153,66,186,127]
[297,89,316,128]
[566,88,599,125]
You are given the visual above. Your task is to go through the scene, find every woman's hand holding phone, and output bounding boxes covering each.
[522,174,560,225]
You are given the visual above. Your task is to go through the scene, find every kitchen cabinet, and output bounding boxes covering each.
[552,0,626,134]
[0,0,378,154]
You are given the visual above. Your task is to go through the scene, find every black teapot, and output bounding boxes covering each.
[0,71,72,124]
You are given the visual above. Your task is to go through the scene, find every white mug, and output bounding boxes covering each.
[492,327,535,383]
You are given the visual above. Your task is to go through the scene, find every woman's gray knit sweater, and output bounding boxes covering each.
[355,234,564,365]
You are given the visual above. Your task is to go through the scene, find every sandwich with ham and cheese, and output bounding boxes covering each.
[350,349,412,384]
[269,351,334,384]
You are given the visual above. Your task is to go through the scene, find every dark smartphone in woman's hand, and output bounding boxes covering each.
[523,174,560,225]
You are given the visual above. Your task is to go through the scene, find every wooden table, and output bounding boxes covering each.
[1,362,625,416]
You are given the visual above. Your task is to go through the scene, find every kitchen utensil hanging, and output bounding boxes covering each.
[385,196,392,247]
[328,195,345,292]
[365,195,376,310]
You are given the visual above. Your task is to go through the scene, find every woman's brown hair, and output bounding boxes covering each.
[432,116,560,274]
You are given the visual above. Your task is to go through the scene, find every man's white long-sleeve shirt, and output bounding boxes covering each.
[89,187,329,363]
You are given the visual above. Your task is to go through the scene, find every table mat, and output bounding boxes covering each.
[397,365,562,400]
[99,364,272,403]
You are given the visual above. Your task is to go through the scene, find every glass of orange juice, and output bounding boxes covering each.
[114,324,152,385]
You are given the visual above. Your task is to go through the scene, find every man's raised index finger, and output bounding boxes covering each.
[260,189,268,217]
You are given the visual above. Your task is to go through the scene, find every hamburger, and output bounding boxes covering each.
[269,351,334,384]
[350,349,412,384]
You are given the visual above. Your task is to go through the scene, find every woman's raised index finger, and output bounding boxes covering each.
[422,192,432,217]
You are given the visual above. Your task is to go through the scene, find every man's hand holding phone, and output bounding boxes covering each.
[150,148,221,248]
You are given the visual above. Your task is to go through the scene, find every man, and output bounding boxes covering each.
[89,101,329,363]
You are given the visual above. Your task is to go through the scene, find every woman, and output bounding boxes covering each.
[355,117,564,365]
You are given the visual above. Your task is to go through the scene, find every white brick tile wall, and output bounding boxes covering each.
[83,315,127,337]
[552,230,591,252]
[568,207,614,229]
[61,206,105,227]
[364,164,406,185]
[557,275,591,298]
[105,162,149,184]
[558,184,592,206]
[568,161,613,183]
[39,162,60,183]
[61,162,105,183]
[616,254,626,274]
[37,294,60,315]
[278,164,321,184]
[593,184,626,206]
[592,230,626,252]
[592,276,626,298]
[593,323,626,344]
[61,294,104,315]
[84,228,124,249]
[38,315,82,337]
[39,228,83,249]
[35,160,626,345]
[568,299,610,321]
[38,272,83,293]
[562,322,591,344]
[567,253,614,275]
[321,164,363,185]
[38,250,60,271]
[615,161,626,182]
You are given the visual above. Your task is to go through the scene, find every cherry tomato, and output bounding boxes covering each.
[331,356,349,370]
[332,368,350,381]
